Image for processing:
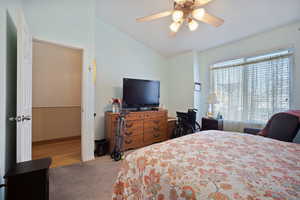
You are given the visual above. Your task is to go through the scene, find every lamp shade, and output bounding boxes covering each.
[208,93,219,104]
[169,21,182,32]
[172,10,184,22]
[188,19,199,31]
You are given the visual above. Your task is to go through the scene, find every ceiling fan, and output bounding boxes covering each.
[136,0,224,35]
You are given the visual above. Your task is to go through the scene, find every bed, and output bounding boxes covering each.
[112,130,300,200]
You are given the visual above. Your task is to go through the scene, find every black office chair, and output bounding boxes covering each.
[244,113,300,142]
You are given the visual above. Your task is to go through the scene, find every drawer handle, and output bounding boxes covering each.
[125,131,133,136]
[126,123,133,128]
[153,120,160,124]
[153,127,160,132]
[125,139,132,144]
[153,133,160,138]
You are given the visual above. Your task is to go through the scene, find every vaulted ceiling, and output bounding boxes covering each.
[96,0,300,57]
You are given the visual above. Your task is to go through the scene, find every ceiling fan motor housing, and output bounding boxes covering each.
[174,1,195,22]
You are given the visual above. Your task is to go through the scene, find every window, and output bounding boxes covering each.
[211,49,293,123]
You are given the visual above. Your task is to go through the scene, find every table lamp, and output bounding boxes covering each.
[207,93,219,118]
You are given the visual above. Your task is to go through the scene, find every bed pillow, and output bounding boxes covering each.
[293,129,300,144]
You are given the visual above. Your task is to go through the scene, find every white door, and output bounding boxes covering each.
[16,9,32,162]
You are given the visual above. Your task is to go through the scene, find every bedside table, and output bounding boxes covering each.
[4,157,52,200]
[167,118,177,139]
[201,117,223,131]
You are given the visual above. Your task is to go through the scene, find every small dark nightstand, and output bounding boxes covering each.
[167,118,177,138]
[4,157,52,200]
[201,117,224,131]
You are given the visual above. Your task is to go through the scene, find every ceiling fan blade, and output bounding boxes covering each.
[197,12,224,27]
[136,10,173,22]
[194,0,214,7]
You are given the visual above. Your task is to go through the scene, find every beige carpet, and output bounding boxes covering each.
[50,155,122,200]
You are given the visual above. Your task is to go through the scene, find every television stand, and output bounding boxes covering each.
[106,109,168,153]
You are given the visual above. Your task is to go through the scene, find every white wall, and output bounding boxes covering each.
[165,21,300,122]
[22,0,96,161]
[22,0,95,58]
[197,21,300,118]
[21,0,170,153]
[166,52,195,117]
[0,0,22,198]
[32,41,82,107]
[95,20,169,139]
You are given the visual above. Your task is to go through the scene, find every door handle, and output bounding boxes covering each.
[153,127,160,132]
[125,139,132,144]
[125,131,133,136]
[9,116,22,122]
[21,115,32,121]
[153,133,160,138]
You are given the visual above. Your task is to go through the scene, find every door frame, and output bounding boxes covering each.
[32,37,95,162]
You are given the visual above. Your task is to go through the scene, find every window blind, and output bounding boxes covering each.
[211,49,292,123]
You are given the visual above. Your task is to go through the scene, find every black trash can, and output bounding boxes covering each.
[94,139,109,157]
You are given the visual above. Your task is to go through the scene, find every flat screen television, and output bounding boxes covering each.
[122,78,160,109]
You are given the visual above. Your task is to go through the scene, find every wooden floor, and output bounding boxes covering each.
[32,137,81,168]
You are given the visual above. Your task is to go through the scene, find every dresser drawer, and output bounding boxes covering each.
[144,125,166,133]
[111,113,144,122]
[124,126,143,137]
[124,135,143,150]
[144,111,166,119]
[143,130,166,143]
[144,118,166,129]
[112,120,143,136]
[125,120,143,129]
[126,113,144,121]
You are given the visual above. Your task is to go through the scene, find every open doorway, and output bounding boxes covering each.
[31,39,83,168]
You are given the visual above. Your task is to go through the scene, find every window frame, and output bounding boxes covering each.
[210,48,294,123]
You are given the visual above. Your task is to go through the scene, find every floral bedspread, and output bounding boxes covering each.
[112,131,300,200]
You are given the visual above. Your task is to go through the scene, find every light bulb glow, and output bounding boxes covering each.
[172,10,184,22]
[192,8,206,20]
[188,19,199,31]
[174,0,186,4]
[196,0,211,4]
[169,22,181,32]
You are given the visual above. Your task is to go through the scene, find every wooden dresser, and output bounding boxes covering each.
[105,110,168,152]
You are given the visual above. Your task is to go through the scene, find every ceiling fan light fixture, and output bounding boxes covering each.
[188,19,199,31]
[136,0,224,36]
[192,8,206,20]
[174,0,186,4]
[170,21,181,32]
[172,10,184,22]
[195,0,212,5]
